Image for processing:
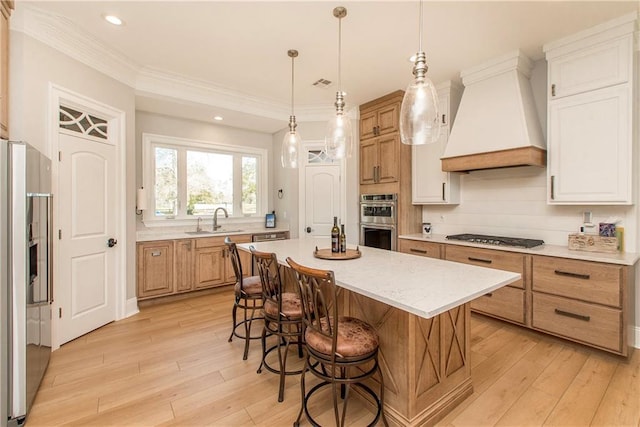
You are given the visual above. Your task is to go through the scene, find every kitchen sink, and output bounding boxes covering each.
[184,229,243,235]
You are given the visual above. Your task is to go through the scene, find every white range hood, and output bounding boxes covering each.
[441,50,546,172]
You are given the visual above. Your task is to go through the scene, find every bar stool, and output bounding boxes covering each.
[251,247,304,402]
[286,257,388,427]
[225,237,263,360]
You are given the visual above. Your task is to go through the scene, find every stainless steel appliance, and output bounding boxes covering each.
[251,232,288,274]
[1,141,53,425]
[446,233,544,249]
[360,194,397,251]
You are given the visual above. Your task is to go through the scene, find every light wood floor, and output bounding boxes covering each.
[26,288,639,426]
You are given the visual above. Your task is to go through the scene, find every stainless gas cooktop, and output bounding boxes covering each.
[446,233,544,249]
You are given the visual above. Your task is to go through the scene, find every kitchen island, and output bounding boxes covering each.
[238,238,520,426]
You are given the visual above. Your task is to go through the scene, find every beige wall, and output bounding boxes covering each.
[9,32,138,300]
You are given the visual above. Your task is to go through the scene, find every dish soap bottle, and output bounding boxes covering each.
[331,217,340,253]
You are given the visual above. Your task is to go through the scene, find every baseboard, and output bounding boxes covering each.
[125,297,140,318]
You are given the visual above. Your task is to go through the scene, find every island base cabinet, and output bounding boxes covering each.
[471,286,525,325]
[344,290,472,426]
[532,293,622,354]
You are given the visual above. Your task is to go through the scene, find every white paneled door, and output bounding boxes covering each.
[300,146,343,238]
[57,131,116,344]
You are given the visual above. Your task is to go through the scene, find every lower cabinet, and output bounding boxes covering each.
[137,234,252,300]
[397,237,634,356]
[444,245,529,326]
[531,255,629,355]
[137,240,175,299]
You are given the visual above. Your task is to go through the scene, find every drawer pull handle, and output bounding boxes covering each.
[554,308,590,322]
[151,251,161,257]
[554,270,590,280]
[410,248,427,254]
[468,257,492,264]
[484,292,493,298]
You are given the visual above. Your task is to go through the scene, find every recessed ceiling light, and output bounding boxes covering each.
[213,116,223,121]
[103,15,123,26]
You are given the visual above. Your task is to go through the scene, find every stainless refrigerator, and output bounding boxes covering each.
[1,141,52,425]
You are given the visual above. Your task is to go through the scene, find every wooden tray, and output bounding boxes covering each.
[313,247,361,260]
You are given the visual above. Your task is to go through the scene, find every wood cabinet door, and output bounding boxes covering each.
[376,102,399,136]
[137,241,174,298]
[359,110,378,140]
[377,134,399,183]
[359,139,378,184]
[548,85,631,204]
[194,246,226,289]
[175,239,195,292]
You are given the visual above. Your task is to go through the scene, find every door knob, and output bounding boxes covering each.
[107,238,118,247]
[306,227,311,233]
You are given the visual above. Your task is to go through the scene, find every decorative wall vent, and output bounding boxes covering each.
[59,105,108,139]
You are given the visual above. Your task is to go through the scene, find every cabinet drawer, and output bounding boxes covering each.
[548,36,632,98]
[532,293,621,353]
[398,239,441,259]
[532,256,622,307]
[444,246,526,289]
[471,286,525,325]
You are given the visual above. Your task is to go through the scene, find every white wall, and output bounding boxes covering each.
[272,120,359,241]
[9,31,138,302]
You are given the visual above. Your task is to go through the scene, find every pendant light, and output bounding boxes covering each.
[325,6,353,160]
[400,0,440,145]
[281,49,301,168]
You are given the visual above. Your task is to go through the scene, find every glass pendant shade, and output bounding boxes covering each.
[281,49,300,168]
[325,6,352,160]
[325,111,353,160]
[281,121,301,168]
[400,73,440,145]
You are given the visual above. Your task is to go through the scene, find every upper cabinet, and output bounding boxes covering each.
[412,81,463,204]
[359,91,404,187]
[0,1,13,139]
[544,13,637,205]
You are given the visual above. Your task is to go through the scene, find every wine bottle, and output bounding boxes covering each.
[331,216,340,253]
[340,224,346,253]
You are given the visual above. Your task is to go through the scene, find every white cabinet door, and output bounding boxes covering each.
[548,36,632,99]
[412,128,460,204]
[548,84,631,204]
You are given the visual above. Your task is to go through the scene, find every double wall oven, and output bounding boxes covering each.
[360,194,397,251]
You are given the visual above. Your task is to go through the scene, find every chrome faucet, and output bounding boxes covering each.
[196,217,202,232]
[213,207,228,231]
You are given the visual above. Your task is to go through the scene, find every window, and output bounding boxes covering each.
[142,133,267,222]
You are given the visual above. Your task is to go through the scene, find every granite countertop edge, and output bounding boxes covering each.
[136,226,290,242]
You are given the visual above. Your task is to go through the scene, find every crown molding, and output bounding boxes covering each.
[14,4,140,87]
[13,3,335,124]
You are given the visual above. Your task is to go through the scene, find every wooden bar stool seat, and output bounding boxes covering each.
[251,247,304,403]
[287,257,388,427]
[225,237,264,360]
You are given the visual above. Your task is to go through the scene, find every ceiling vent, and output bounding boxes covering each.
[312,78,333,89]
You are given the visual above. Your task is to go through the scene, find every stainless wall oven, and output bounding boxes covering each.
[359,194,397,251]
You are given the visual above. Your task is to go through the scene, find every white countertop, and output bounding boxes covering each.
[136,224,289,242]
[399,234,640,266]
[238,237,520,320]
